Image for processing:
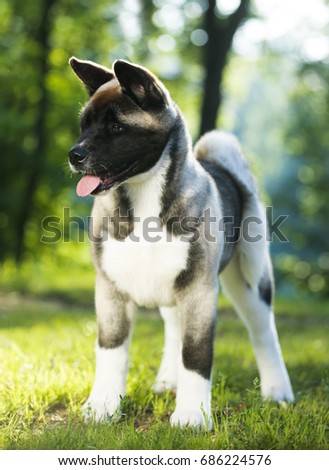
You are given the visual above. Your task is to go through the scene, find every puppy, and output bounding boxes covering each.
[68,57,294,429]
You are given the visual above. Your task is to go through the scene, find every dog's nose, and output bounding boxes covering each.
[69,145,87,164]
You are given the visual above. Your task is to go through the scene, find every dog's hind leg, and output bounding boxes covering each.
[83,272,136,422]
[219,252,294,403]
[153,306,180,393]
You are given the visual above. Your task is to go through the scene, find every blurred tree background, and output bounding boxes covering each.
[0,0,328,299]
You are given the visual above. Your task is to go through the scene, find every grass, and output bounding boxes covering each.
[0,291,328,450]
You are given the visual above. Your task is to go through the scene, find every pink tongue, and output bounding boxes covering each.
[76,175,101,197]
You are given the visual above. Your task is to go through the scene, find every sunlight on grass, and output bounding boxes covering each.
[0,297,328,449]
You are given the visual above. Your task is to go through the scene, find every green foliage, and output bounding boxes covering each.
[221,48,329,298]
[0,296,328,449]
[280,61,329,296]
[1,0,328,453]
[1,1,328,294]
[0,0,210,263]
[0,242,95,305]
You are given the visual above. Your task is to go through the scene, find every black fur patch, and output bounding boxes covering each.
[160,115,212,242]
[200,161,243,272]
[97,286,131,349]
[258,275,273,306]
[98,318,130,349]
[159,115,189,225]
[174,241,205,291]
[111,185,134,240]
[72,77,173,194]
[182,322,215,379]
[89,186,134,272]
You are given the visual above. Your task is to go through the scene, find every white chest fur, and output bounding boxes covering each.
[102,231,189,307]
[101,158,190,307]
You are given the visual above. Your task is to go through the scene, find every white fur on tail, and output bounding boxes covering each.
[194,131,268,291]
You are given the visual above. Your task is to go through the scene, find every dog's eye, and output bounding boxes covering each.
[111,123,125,134]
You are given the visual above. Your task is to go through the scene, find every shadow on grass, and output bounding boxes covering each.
[0,293,162,330]
[0,295,93,330]
[1,290,328,450]
[1,291,328,338]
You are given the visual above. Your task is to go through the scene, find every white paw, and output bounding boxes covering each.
[261,381,295,404]
[153,376,177,393]
[153,363,177,393]
[82,394,121,422]
[170,410,212,430]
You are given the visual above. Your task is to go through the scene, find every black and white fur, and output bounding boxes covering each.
[68,58,294,429]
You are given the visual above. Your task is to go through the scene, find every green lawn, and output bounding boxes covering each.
[0,293,328,450]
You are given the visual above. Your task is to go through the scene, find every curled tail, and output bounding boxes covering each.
[194,130,268,291]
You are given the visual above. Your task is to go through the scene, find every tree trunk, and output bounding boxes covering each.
[199,0,250,137]
[15,0,56,263]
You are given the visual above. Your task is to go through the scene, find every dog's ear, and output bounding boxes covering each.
[69,57,114,96]
[113,60,167,110]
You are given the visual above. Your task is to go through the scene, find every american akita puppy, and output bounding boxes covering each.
[68,57,294,429]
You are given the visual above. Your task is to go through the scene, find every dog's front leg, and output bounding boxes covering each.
[83,272,135,422]
[171,283,218,430]
[153,306,180,393]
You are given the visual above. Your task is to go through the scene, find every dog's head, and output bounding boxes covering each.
[68,57,177,197]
